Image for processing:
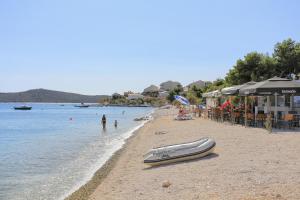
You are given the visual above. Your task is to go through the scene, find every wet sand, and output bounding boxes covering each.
[67,108,300,200]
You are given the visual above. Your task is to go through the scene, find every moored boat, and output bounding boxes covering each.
[74,103,89,108]
[144,137,216,166]
[14,106,32,110]
[74,105,89,108]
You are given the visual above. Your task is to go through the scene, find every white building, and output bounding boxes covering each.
[158,91,169,98]
[127,93,144,100]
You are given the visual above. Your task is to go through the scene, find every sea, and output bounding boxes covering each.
[0,103,153,200]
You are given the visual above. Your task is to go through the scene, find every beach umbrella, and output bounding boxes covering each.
[221,82,256,96]
[174,95,190,105]
[239,77,300,96]
[202,90,221,98]
[239,77,300,125]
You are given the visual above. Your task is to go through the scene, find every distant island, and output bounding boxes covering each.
[0,89,110,103]
[0,80,210,105]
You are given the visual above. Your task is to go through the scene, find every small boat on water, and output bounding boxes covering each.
[74,103,89,108]
[144,137,216,166]
[74,105,89,108]
[14,106,32,110]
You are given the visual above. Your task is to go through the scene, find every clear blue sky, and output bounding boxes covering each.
[0,0,299,95]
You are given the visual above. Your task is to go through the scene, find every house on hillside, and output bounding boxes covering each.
[112,93,122,99]
[158,91,169,98]
[183,86,189,92]
[127,93,144,100]
[124,91,134,97]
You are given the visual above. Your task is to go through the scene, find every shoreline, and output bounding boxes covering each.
[64,113,156,200]
[66,108,300,200]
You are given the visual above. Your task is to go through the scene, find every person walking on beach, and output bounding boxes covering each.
[101,114,106,129]
[114,120,118,128]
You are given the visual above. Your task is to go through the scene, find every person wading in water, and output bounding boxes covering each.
[101,114,107,130]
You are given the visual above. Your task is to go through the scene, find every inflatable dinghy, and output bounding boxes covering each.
[144,137,216,166]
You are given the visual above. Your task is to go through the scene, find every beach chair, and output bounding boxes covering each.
[213,108,221,122]
[245,113,255,126]
[256,113,266,127]
[231,112,240,124]
[277,114,295,129]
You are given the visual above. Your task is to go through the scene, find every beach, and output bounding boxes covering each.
[68,108,300,200]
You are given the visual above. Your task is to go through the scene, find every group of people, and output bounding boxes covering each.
[101,114,118,130]
[101,111,125,130]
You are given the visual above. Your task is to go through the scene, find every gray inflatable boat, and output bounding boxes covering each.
[144,137,216,166]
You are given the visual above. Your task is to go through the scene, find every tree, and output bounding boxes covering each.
[225,67,240,85]
[203,78,227,92]
[167,85,183,102]
[273,38,300,77]
[225,52,277,85]
[186,92,199,105]
[191,85,203,98]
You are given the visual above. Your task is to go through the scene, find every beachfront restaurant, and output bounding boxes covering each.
[203,77,300,129]
[202,90,222,120]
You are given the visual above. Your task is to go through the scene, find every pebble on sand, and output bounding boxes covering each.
[162,181,171,188]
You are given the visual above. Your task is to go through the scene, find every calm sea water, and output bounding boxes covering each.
[0,103,153,200]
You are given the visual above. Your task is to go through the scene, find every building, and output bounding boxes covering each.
[127,93,144,100]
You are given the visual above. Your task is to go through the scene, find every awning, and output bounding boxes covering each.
[239,77,300,96]
[221,81,256,95]
[202,90,221,98]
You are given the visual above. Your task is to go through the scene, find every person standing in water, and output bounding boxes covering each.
[114,120,118,128]
[101,114,106,129]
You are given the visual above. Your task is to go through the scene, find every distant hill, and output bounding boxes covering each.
[160,81,182,91]
[187,80,208,88]
[0,89,110,103]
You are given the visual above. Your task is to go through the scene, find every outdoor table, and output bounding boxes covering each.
[256,114,266,127]
[293,114,300,127]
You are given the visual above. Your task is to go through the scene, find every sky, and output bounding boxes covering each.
[0,0,300,95]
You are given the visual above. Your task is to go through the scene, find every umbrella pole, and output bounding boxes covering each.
[290,95,293,110]
[245,96,247,127]
[266,96,272,133]
[230,96,234,125]
[267,96,270,113]
[275,93,278,125]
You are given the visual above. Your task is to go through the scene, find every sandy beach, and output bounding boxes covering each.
[67,108,300,200]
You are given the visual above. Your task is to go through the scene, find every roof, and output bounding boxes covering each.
[221,81,256,95]
[202,90,221,98]
[112,93,121,96]
[239,77,300,96]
